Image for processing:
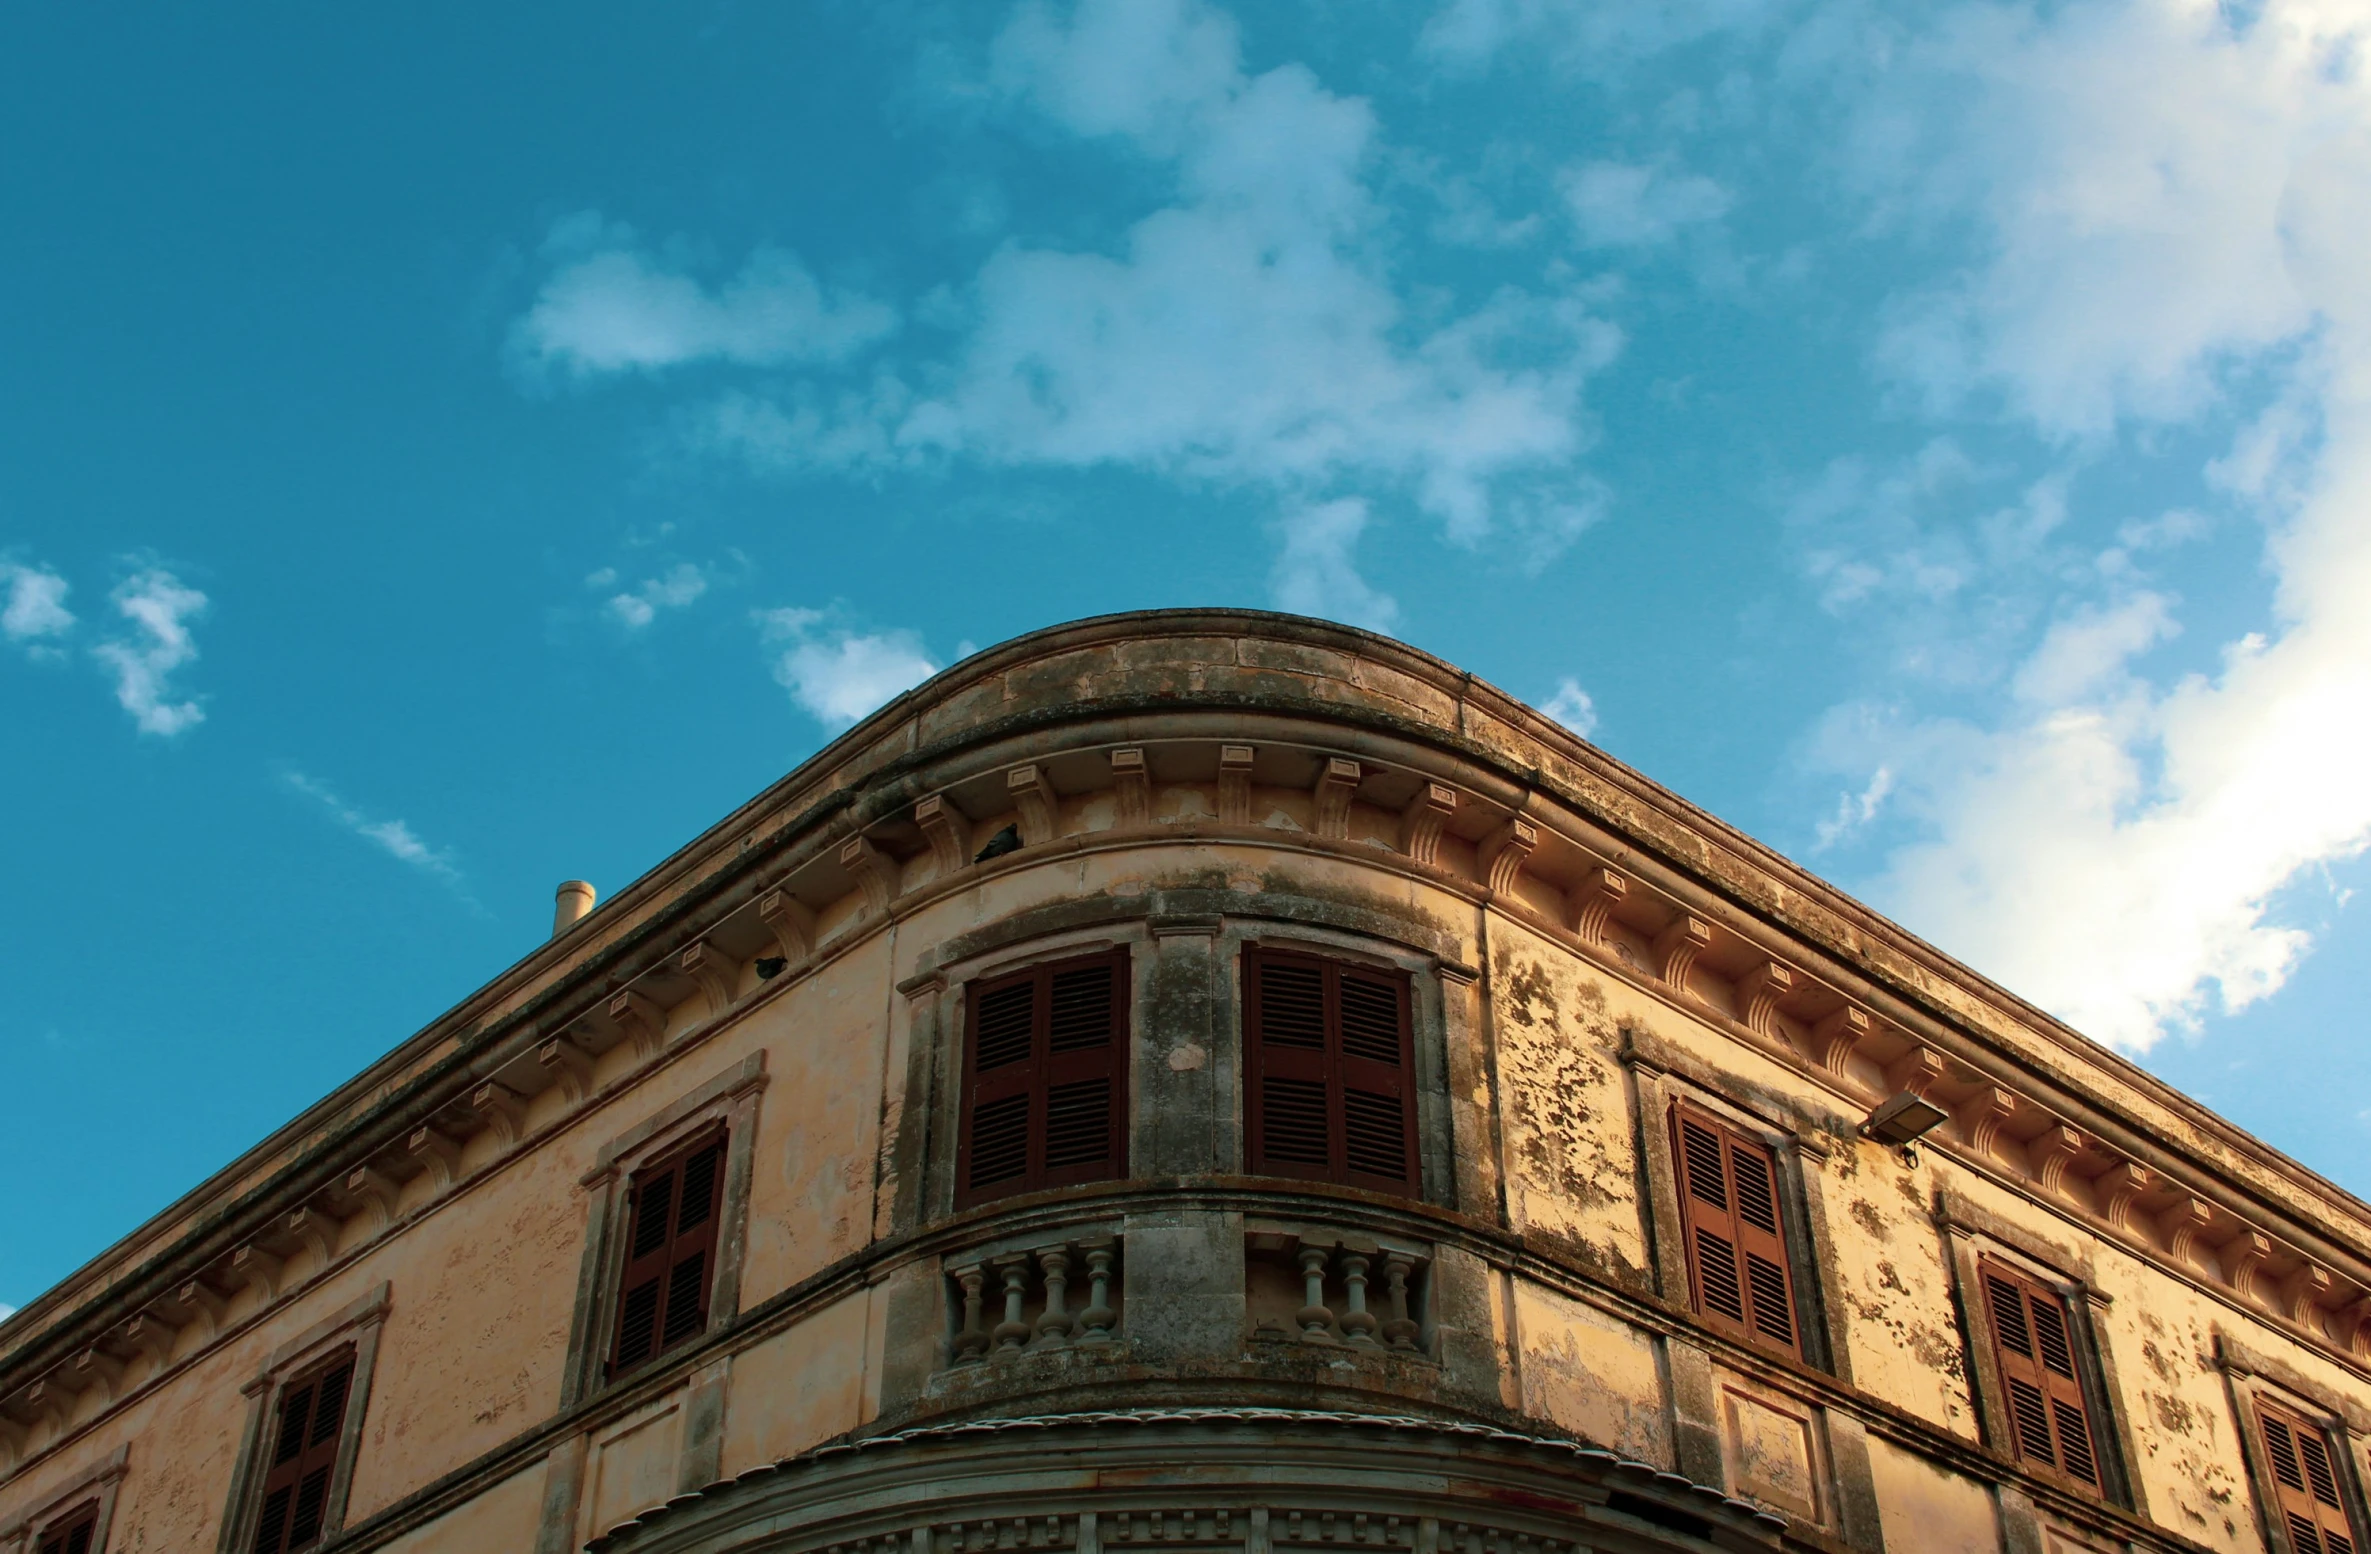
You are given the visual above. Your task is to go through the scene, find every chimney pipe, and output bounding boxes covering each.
[553,880,597,938]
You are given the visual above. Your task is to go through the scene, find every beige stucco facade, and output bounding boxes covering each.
[3,610,2368,1554]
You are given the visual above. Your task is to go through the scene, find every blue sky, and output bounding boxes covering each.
[5,0,2369,1308]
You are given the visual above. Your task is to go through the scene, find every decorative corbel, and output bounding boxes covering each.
[2093,1160,2151,1234]
[604,990,665,1059]
[1007,764,1060,845]
[1216,745,1255,825]
[0,1413,24,1470]
[679,941,740,1014]
[2282,1263,2334,1329]
[406,1125,463,1192]
[1955,1085,2018,1161]
[2336,1296,2371,1359]
[1567,865,1628,945]
[70,1348,124,1404]
[2218,1231,2273,1306]
[538,1034,596,1105]
[471,1081,527,1149]
[1810,1005,1871,1078]
[171,1278,228,1340]
[123,1313,176,1374]
[916,793,972,874]
[1886,1047,1944,1099]
[1312,757,1361,839]
[230,1244,284,1305]
[343,1165,401,1233]
[1736,961,1795,1038]
[1654,915,1713,995]
[1109,749,1151,828]
[2157,1195,2215,1273]
[1478,817,1538,897]
[2027,1124,2086,1199]
[286,1207,338,1269]
[839,834,897,913]
[758,889,814,964]
[1398,782,1457,865]
[19,1378,75,1434]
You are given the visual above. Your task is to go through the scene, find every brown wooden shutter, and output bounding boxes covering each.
[609,1127,728,1374]
[36,1501,97,1554]
[251,1345,356,1554]
[1245,948,1417,1195]
[1670,1103,1800,1358]
[955,951,1128,1207]
[2258,1399,2360,1554]
[1979,1259,2100,1490]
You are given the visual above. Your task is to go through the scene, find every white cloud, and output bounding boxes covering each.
[1419,0,1786,71]
[1269,498,1400,633]
[605,562,710,629]
[1,561,74,655]
[1813,765,1894,852]
[511,216,897,381]
[1559,160,1731,247]
[94,568,206,737]
[282,771,470,892]
[1540,677,1599,737]
[758,608,940,728]
[1813,0,2371,1051]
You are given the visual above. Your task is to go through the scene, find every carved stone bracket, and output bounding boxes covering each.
[1654,915,1712,996]
[171,1278,227,1341]
[1312,758,1361,840]
[2027,1124,2086,1199]
[1216,746,1255,825]
[2220,1231,2273,1307]
[2159,1196,2215,1273]
[230,1244,283,1305]
[1007,764,1060,845]
[759,890,814,963]
[286,1208,337,1269]
[679,941,739,1015]
[1956,1086,2018,1161]
[69,1349,122,1405]
[472,1081,527,1149]
[1737,961,1795,1038]
[839,835,898,914]
[1478,817,1537,897]
[916,794,972,876]
[1809,1005,1870,1078]
[121,1315,175,1374]
[2093,1160,2151,1234]
[607,990,665,1059]
[1109,750,1151,828]
[1398,782,1457,865]
[539,1035,596,1105]
[1567,865,1628,945]
[2285,1264,2334,1328]
[407,1126,462,1192]
[1886,1047,1944,1100]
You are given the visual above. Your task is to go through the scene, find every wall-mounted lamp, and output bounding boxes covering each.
[1861,1091,1948,1163]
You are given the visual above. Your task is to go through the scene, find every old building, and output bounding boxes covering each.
[4,610,2369,1554]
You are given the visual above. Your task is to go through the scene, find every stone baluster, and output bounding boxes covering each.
[1381,1252,1419,1352]
[952,1265,989,1364]
[1078,1242,1117,1342]
[992,1257,1032,1353]
[1338,1253,1379,1345]
[1034,1247,1073,1345]
[1296,1247,1334,1340]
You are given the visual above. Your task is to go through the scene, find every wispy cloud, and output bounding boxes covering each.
[1269,498,1399,634]
[281,770,476,902]
[94,568,206,736]
[1540,677,1599,738]
[1559,160,1730,248]
[1813,766,1894,852]
[757,608,939,728]
[603,562,711,629]
[1,560,74,657]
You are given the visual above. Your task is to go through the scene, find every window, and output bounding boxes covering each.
[1244,948,1417,1194]
[1979,1258,2102,1491]
[36,1501,99,1554]
[2255,1399,2360,1554]
[1670,1102,1800,1358]
[610,1127,728,1374]
[956,950,1129,1207]
[251,1347,356,1554]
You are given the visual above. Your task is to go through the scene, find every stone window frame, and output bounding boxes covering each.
[2214,1329,2371,1554]
[212,1281,390,1554]
[1933,1188,2146,1516]
[557,1051,768,1411]
[0,1443,127,1554]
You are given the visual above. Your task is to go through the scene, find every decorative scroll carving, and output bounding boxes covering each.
[121,1314,175,1373]
[2159,1196,2215,1273]
[1956,1085,2017,1160]
[1566,865,1628,945]
[70,1348,122,1404]
[1654,916,1712,995]
[1736,961,1795,1038]
[172,1278,227,1341]
[2027,1124,2086,1199]
[2220,1232,2273,1306]
[1109,749,1152,829]
[840,835,898,913]
[759,890,814,963]
[680,941,739,1014]
[471,1081,526,1148]
[1886,1047,1944,1099]
[1217,746,1255,825]
[1398,783,1457,865]
[407,1125,462,1191]
[916,794,971,876]
[607,990,664,1059]
[1810,1005,1870,1077]
[1008,764,1060,845]
[2094,1160,2151,1234]
[230,1244,283,1304]
[538,1035,595,1105]
[1312,758,1361,840]
[286,1207,337,1268]
[1478,817,1537,897]
[2284,1263,2334,1328]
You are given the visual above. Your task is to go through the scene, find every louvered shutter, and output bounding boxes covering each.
[36,1502,97,1554]
[1245,949,1417,1194]
[956,951,1129,1207]
[609,1129,728,1374]
[2258,1400,2360,1554]
[252,1346,356,1554]
[1979,1259,2101,1490]
[1670,1104,1801,1358]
